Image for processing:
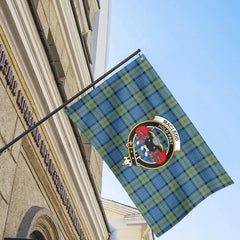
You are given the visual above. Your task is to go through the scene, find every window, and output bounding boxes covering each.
[17,207,60,240]
[30,231,45,240]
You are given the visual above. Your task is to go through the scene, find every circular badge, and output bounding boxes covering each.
[123,116,181,169]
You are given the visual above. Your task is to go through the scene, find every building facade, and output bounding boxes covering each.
[0,0,110,239]
[102,199,154,240]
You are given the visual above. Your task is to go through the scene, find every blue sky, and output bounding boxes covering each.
[102,1,240,239]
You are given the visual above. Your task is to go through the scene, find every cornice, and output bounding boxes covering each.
[102,198,140,216]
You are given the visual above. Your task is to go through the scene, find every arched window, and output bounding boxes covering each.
[17,206,60,240]
[30,230,45,240]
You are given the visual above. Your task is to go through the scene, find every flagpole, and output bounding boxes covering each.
[0,49,141,155]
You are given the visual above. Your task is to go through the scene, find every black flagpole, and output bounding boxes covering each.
[0,49,141,155]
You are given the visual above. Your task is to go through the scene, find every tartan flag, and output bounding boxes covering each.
[65,55,233,237]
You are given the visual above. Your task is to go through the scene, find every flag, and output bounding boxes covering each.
[65,55,233,237]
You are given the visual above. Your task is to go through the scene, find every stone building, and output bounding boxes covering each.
[0,0,110,239]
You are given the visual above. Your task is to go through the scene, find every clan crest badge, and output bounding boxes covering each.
[123,116,181,169]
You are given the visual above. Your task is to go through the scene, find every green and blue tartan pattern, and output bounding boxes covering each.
[66,55,233,237]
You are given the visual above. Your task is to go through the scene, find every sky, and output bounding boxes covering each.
[101,1,240,239]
